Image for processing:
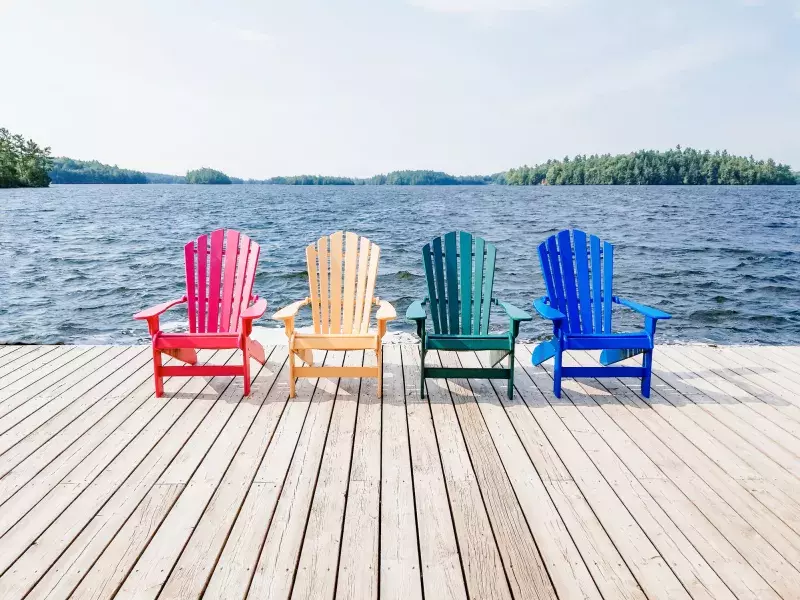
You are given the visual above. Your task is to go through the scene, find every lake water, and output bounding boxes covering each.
[2,184,799,346]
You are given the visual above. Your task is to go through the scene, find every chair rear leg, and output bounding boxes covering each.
[553,347,563,398]
[152,348,164,398]
[641,350,653,398]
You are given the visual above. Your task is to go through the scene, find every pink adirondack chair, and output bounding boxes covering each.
[134,229,268,397]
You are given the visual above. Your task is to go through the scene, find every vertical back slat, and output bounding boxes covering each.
[444,232,459,334]
[472,237,485,334]
[206,229,225,333]
[228,234,251,331]
[432,237,448,334]
[538,242,557,309]
[353,236,370,335]
[307,244,321,333]
[573,230,593,333]
[480,242,496,334]
[459,232,473,334]
[546,235,568,332]
[360,243,380,333]
[184,241,197,334]
[318,236,330,334]
[422,244,441,334]
[240,239,260,320]
[330,231,343,334]
[557,230,580,334]
[218,230,240,333]
[603,241,614,334]
[342,232,359,334]
[590,235,602,333]
[197,234,208,333]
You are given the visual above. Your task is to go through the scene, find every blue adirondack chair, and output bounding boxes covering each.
[532,229,671,398]
[406,231,531,399]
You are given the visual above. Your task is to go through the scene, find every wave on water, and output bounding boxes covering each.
[1,184,799,345]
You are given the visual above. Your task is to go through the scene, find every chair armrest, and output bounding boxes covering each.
[533,297,565,322]
[375,299,396,321]
[614,297,671,320]
[133,297,187,320]
[272,298,310,322]
[405,300,427,322]
[495,300,532,322]
[241,297,268,321]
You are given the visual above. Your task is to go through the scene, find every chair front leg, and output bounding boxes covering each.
[377,343,383,399]
[553,342,563,398]
[641,351,653,398]
[151,335,164,398]
[507,344,515,400]
[241,333,251,397]
[641,316,658,398]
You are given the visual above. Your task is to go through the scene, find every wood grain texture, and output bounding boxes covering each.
[0,344,798,600]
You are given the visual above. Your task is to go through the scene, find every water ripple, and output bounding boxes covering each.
[1,184,799,345]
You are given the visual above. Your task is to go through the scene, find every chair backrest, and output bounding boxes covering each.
[422,231,496,335]
[184,229,260,334]
[306,231,380,335]
[537,229,614,335]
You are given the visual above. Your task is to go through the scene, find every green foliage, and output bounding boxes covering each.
[0,127,52,188]
[265,175,355,185]
[142,171,185,184]
[50,158,188,183]
[185,167,232,185]
[364,170,490,185]
[50,157,148,184]
[505,148,796,186]
[258,170,491,185]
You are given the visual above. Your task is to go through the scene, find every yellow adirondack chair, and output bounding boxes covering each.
[273,231,396,397]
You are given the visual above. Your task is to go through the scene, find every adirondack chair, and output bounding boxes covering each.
[134,229,268,397]
[406,231,531,399]
[532,229,671,398]
[272,231,396,398]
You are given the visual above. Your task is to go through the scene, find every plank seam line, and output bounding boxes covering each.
[6,350,241,598]
[598,352,800,579]
[514,347,694,600]
[0,350,232,583]
[0,357,177,512]
[333,350,365,599]
[399,345,426,600]
[240,350,331,600]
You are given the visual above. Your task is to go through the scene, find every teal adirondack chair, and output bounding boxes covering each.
[532,229,671,398]
[406,232,531,398]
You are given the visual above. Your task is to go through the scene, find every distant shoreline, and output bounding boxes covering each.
[48,149,799,187]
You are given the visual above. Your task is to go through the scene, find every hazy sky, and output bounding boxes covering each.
[1,0,798,178]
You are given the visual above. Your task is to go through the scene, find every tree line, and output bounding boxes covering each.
[4,130,798,188]
[260,170,491,185]
[502,147,797,185]
[0,128,52,188]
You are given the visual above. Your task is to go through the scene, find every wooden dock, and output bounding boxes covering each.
[0,343,799,599]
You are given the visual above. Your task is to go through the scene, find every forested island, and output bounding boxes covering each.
[2,126,798,188]
[502,147,797,185]
[0,128,52,188]
[185,167,239,184]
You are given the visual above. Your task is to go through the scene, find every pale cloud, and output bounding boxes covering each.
[526,35,756,113]
[409,0,564,13]
[233,27,271,43]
